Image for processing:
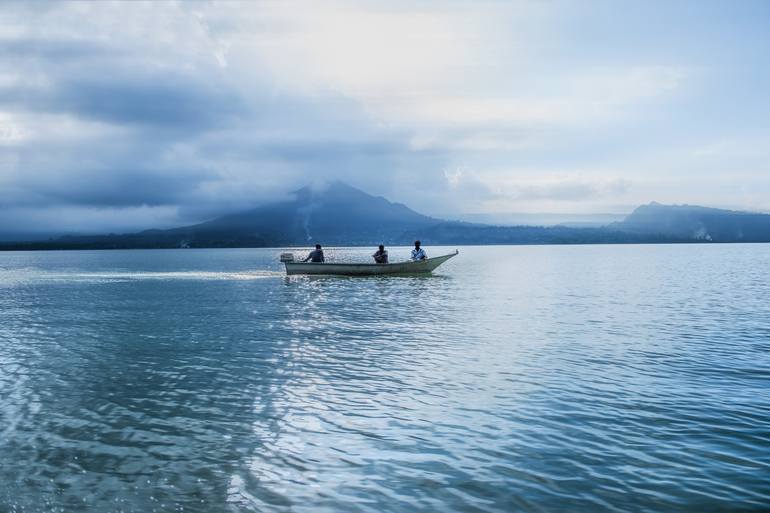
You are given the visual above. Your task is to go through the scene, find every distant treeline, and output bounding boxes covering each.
[0,224,688,251]
[4,184,770,250]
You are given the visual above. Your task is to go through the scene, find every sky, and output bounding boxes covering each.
[1,0,769,235]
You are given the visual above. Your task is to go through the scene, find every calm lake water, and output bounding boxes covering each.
[1,245,769,513]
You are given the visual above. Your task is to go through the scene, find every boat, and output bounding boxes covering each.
[281,250,458,276]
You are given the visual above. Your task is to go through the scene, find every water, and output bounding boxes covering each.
[1,245,769,513]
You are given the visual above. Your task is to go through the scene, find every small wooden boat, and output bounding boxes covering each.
[282,250,458,276]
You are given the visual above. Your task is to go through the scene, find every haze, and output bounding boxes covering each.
[1,1,769,236]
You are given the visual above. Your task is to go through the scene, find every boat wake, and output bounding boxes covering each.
[26,270,284,283]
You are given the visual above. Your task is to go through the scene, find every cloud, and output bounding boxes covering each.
[52,76,244,130]
[0,205,181,237]
[510,178,632,201]
[438,165,633,211]
[0,0,768,234]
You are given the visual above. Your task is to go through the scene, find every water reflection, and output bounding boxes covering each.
[1,246,769,512]
[236,273,464,510]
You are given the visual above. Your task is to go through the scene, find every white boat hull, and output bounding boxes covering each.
[284,250,458,276]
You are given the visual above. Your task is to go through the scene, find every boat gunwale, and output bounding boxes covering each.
[283,250,458,275]
[284,250,458,269]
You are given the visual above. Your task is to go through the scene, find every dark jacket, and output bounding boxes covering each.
[304,249,324,262]
[373,250,388,263]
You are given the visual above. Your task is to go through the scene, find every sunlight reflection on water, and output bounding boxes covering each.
[1,245,769,512]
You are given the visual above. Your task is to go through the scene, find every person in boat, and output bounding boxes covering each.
[372,245,388,264]
[303,244,325,263]
[411,240,427,261]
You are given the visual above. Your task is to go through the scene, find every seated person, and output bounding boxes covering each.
[303,244,325,262]
[372,245,388,264]
[411,240,427,260]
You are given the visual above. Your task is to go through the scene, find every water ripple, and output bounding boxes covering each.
[1,246,769,512]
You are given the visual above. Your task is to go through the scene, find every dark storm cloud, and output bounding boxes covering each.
[0,70,245,133]
[51,76,246,130]
[0,2,466,236]
[30,167,212,208]
[0,24,251,224]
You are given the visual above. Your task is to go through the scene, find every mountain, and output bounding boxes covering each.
[612,202,770,242]
[1,182,439,249]
[4,188,770,250]
[174,181,438,246]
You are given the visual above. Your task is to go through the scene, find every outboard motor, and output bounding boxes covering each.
[279,252,295,263]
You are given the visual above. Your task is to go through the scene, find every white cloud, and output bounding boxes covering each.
[223,3,687,136]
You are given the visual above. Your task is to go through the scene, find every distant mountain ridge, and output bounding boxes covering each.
[3,185,770,250]
[612,202,770,242]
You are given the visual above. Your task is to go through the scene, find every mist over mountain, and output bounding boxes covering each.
[612,203,770,242]
[444,212,626,228]
[165,181,438,246]
[1,182,438,249]
[3,184,770,250]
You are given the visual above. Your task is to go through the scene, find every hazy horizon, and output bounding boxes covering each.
[0,179,632,239]
[4,177,770,239]
[1,1,769,234]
